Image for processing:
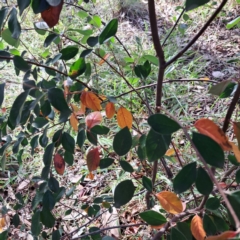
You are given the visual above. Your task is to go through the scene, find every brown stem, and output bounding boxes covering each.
[166,0,229,67]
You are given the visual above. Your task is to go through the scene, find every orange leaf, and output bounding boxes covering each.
[87,172,95,180]
[165,148,175,156]
[156,191,183,214]
[117,107,133,129]
[0,217,6,233]
[85,111,102,129]
[70,113,78,131]
[86,148,100,172]
[105,102,115,119]
[230,142,240,163]
[191,215,206,240]
[54,153,65,175]
[194,119,232,151]
[80,91,102,111]
[98,53,110,65]
[206,231,237,240]
[41,0,64,28]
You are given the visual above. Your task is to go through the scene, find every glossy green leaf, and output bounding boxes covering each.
[80,49,93,58]
[148,114,181,135]
[196,167,213,195]
[42,190,55,211]
[17,0,31,15]
[120,160,134,172]
[32,0,50,14]
[173,162,197,194]
[2,28,20,47]
[192,132,224,168]
[0,50,11,62]
[64,151,74,166]
[32,117,49,128]
[40,207,55,228]
[8,8,21,39]
[203,214,217,236]
[236,169,240,183]
[114,179,135,208]
[139,210,167,226]
[69,58,86,78]
[48,177,59,193]
[52,230,61,240]
[44,33,59,48]
[99,18,118,44]
[31,211,41,236]
[170,227,187,240]
[12,213,20,227]
[0,83,5,107]
[40,125,49,148]
[99,158,114,169]
[87,131,98,145]
[13,55,31,72]
[43,143,54,167]
[77,129,86,148]
[48,88,71,122]
[205,197,220,210]
[228,154,240,166]
[185,0,210,11]
[142,176,153,192]
[209,80,232,96]
[146,129,171,162]
[8,90,29,129]
[54,186,66,202]
[176,222,192,240]
[134,61,151,79]
[0,7,8,30]
[90,125,110,135]
[62,132,75,154]
[60,46,79,61]
[211,215,229,232]
[87,36,99,47]
[113,127,132,156]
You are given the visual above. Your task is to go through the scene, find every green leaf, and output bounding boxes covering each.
[77,10,88,18]
[176,222,192,240]
[40,125,49,148]
[17,0,31,15]
[219,82,237,98]
[90,125,110,135]
[8,90,29,129]
[114,179,135,208]
[77,129,86,148]
[80,49,93,58]
[2,28,20,47]
[146,129,171,162]
[236,169,240,183]
[208,80,232,96]
[44,33,59,48]
[48,88,71,122]
[42,190,56,211]
[203,214,217,236]
[185,0,210,11]
[87,36,99,47]
[148,114,181,135]
[228,154,240,166]
[0,231,8,239]
[69,58,86,78]
[142,176,153,192]
[205,197,220,210]
[87,131,97,145]
[12,213,20,227]
[54,186,66,202]
[170,227,187,240]
[142,54,159,66]
[13,55,31,72]
[173,162,197,194]
[0,83,5,107]
[60,46,79,61]
[99,158,114,169]
[64,151,74,166]
[211,215,229,232]
[52,230,61,240]
[0,7,8,30]
[120,160,134,172]
[8,8,21,39]
[31,211,41,236]
[134,61,151,79]
[113,127,132,156]
[62,132,75,154]
[40,207,55,228]
[32,117,49,128]
[52,129,62,147]
[43,143,54,166]
[226,16,240,29]
[99,18,118,44]
[32,0,49,14]
[0,50,11,62]
[48,177,59,193]
[192,132,224,169]
[32,190,44,210]
[89,15,101,27]
[139,210,167,226]
[195,167,213,195]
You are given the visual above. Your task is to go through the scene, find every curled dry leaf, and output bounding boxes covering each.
[117,107,133,129]
[98,53,110,65]
[54,153,65,175]
[41,0,64,28]
[206,231,237,240]
[165,148,175,156]
[70,113,78,131]
[194,118,232,151]
[85,111,102,129]
[191,215,206,240]
[105,102,115,119]
[86,148,100,172]
[80,91,102,111]
[156,191,183,214]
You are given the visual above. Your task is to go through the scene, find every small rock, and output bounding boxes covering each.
[212,71,224,78]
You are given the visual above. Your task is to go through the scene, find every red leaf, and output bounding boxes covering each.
[54,153,65,175]
[86,148,100,172]
[41,0,64,28]
[85,111,102,129]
